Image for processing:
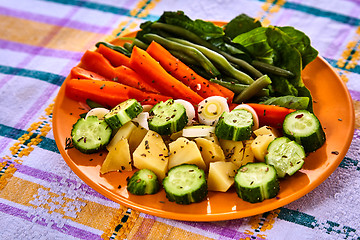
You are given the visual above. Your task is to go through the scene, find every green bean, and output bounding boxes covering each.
[169,38,254,85]
[143,34,220,77]
[233,75,272,103]
[210,78,269,97]
[95,41,131,57]
[252,60,295,78]
[123,42,133,52]
[132,39,149,50]
[150,22,263,78]
[168,50,200,66]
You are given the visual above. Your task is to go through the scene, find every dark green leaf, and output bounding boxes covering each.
[224,13,262,39]
[278,26,318,68]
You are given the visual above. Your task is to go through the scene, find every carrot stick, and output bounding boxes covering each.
[65,79,171,108]
[245,103,296,128]
[129,46,204,106]
[97,44,131,68]
[70,66,109,81]
[80,50,158,93]
[114,66,159,93]
[80,50,116,80]
[146,41,234,103]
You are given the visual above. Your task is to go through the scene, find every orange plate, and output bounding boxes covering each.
[53,30,355,221]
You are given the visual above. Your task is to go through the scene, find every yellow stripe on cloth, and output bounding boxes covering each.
[0,175,119,231]
[126,216,214,240]
[0,15,104,52]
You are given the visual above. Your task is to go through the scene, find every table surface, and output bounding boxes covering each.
[0,0,359,239]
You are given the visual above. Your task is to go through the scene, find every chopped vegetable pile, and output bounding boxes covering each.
[65,11,325,204]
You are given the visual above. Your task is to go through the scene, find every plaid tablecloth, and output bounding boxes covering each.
[0,0,359,239]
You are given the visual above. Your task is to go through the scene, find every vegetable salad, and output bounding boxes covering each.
[65,11,325,204]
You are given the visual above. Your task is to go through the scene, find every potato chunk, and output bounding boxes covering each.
[194,137,225,169]
[207,162,238,192]
[133,130,169,179]
[168,137,206,170]
[251,134,276,162]
[219,139,254,167]
[106,121,137,151]
[101,138,132,174]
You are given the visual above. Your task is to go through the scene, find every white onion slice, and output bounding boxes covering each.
[234,104,259,130]
[132,112,149,130]
[197,96,229,126]
[182,126,215,138]
[85,108,110,120]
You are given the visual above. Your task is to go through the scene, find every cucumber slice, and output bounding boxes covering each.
[215,109,253,141]
[148,99,188,135]
[162,164,207,204]
[71,116,112,154]
[127,169,160,195]
[104,99,143,130]
[283,110,325,152]
[234,162,279,203]
[265,137,306,178]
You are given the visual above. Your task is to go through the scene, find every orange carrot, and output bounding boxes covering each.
[70,66,109,81]
[146,41,234,103]
[65,79,171,108]
[129,46,204,106]
[246,103,296,128]
[80,50,116,80]
[80,50,158,93]
[114,66,159,93]
[97,44,131,68]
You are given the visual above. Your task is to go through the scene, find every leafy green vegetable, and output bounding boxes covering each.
[232,27,275,64]
[158,11,224,41]
[260,96,310,110]
[224,13,262,39]
[278,27,318,68]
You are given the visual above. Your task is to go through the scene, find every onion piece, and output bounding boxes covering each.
[197,96,229,126]
[132,112,149,130]
[85,108,110,120]
[234,104,259,130]
[182,125,215,138]
[141,105,153,112]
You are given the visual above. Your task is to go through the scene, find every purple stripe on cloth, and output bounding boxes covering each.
[1,158,110,201]
[350,89,360,101]
[0,6,112,34]
[0,39,83,61]
[0,202,102,239]
[0,7,80,152]
[183,220,257,239]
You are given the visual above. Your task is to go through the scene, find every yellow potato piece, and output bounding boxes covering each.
[207,162,238,192]
[168,137,206,170]
[100,138,132,174]
[251,134,276,162]
[219,139,254,167]
[133,130,169,180]
[194,137,225,170]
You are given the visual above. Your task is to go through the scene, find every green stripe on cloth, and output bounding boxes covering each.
[40,0,159,21]
[0,65,65,86]
[278,207,358,238]
[0,124,59,153]
[278,208,316,228]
